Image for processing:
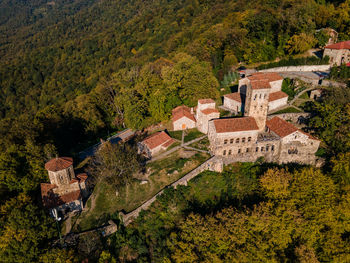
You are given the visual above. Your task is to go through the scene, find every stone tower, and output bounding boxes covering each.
[244,80,270,131]
[45,157,75,186]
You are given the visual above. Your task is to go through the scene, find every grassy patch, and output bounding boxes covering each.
[168,128,204,143]
[299,92,309,100]
[74,149,210,231]
[189,137,210,151]
[274,107,302,114]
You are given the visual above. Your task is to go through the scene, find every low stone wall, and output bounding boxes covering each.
[259,65,330,72]
[268,113,311,123]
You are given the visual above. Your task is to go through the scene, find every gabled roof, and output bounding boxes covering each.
[201,108,220,115]
[213,117,259,133]
[45,157,73,172]
[266,117,319,140]
[248,72,283,82]
[77,173,88,182]
[41,183,81,209]
[198,99,215,104]
[325,40,350,50]
[268,91,288,102]
[142,131,173,150]
[250,80,271,90]
[224,93,242,103]
[172,105,196,122]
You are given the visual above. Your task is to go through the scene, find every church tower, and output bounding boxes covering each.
[244,80,270,131]
[45,157,75,186]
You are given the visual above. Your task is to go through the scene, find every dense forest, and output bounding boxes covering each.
[1,0,350,261]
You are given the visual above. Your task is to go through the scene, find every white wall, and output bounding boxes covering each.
[259,64,331,73]
[223,97,242,113]
[268,97,288,111]
[269,80,283,92]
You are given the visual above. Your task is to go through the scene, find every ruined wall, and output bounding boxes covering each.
[324,48,350,66]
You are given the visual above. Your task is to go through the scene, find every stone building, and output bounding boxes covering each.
[41,157,88,216]
[138,131,174,158]
[224,72,288,115]
[208,78,320,165]
[172,105,196,131]
[323,40,350,66]
[195,99,220,134]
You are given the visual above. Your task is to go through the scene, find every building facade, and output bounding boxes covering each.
[172,105,196,131]
[138,131,174,158]
[323,40,350,66]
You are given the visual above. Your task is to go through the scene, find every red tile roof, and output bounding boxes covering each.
[224,93,242,103]
[77,173,88,182]
[162,138,175,148]
[142,131,173,150]
[248,72,283,82]
[172,105,196,122]
[268,91,288,102]
[201,108,220,115]
[41,183,81,208]
[45,157,73,172]
[250,80,271,90]
[213,117,259,133]
[198,99,215,104]
[266,117,319,140]
[325,40,350,50]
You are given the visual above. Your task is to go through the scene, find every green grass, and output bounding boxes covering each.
[298,92,309,100]
[74,149,210,231]
[168,128,204,143]
[274,107,302,114]
[189,137,210,151]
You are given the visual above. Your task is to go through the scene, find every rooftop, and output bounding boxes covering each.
[224,93,242,103]
[213,117,259,133]
[201,108,220,115]
[198,98,215,104]
[250,80,271,90]
[172,105,196,122]
[268,91,288,102]
[41,183,81,209]
[248,72,284,82]
[142,131,173,150]
[45,157,73,172]
[325,40,350,50]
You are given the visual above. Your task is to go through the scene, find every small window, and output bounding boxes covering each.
[230,139,234,144]
[266,145,269,151]
[238,149,241,154]
[259,94,262,99]
[260,105,263,110]
[223,150,226,155]
[261,147,264,152]
[236,138,240,143]
[246,148,249,153]
[256,147,259,152]
[248,137,251,142]
[264,94,267,99]
[228,150,232,155]
[271,145,275,151]
[224,139,228,144]
[254,94,257,100]
[311,142,313,145]
[242,138,246,143]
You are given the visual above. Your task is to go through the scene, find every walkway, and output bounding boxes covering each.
[147,135,207,163]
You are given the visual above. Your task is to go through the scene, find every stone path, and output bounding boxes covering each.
[147,135,207,163]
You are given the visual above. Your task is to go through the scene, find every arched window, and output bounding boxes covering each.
[271,145,275,151]
[246,148,249,152]
[230,139,234,144]
[256,147,259,152]
[228,150,232,155]
[224,139,228,144]
[236,138,240,143]
[248,137,251,142]
[242,138,246,143]
[254,94,257,100]
[261,147,264,152]
[259,94,262,99]
[266,145,269,151]
[264,94,267,99]
[238,149,241,154]
[223,150,226,155]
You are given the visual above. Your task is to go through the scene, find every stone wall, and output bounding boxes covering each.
[259,65,331,73]
[49,166,75,186]
[173,117,196,131]
[223,97,242,113]
[268,97,288,111]
[324,48,350,66]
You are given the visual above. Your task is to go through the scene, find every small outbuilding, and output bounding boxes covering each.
[172,105,196,131]
[138,131,175,158]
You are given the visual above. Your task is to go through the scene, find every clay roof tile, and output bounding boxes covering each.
[325,40,350,50]
[213,117,259,133]
[172,105,196,122]
[224,93,242,103]
[268,91,288,102]
[198,98,215,104]
[142,131,173,150]
[45,157,73,172]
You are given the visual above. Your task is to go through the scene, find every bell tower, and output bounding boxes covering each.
[244,80,270,131]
